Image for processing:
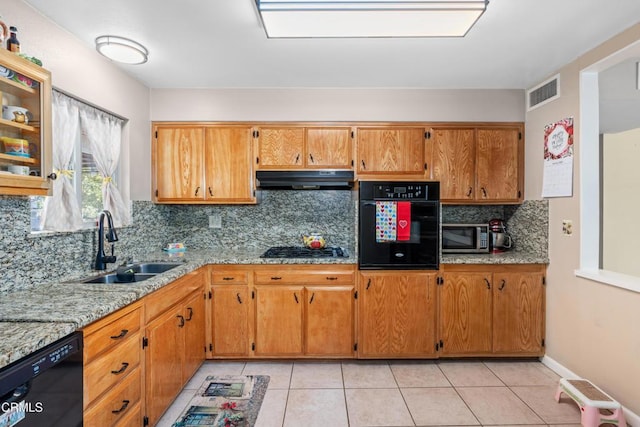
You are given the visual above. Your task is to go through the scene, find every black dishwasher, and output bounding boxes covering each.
[0,332,83,426]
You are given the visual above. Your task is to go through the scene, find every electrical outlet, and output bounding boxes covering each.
[562,219,573,236]
[208,214,222,229]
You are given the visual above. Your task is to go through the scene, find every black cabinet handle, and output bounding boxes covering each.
[309,292,315,304]
[481,187,487,197]
[111,362,129,375]
[294,293,299,304]
[112,400,130,414]
[361,160,366,170]
[208,186,213,197]
[467,187,473,197]
[237,293,243,304]
[186,307,194,321]
[366,278,371,290]
[499,279,506,291]
[484,278,491,289]
[326,277,338,281]
[271,276,282,280]
[195,186,200,196]
[177,315,185,327]
[222,277,235,281]
[309,153,314,163]
[110,329,129,340]
[295,153,300,164]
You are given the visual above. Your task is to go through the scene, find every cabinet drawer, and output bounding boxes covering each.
[84,366,141,427]
[212,271,248,285]
[84,332,141,408]
[254,270,354,285]
[84,305,142,363]
[145,269,204,322]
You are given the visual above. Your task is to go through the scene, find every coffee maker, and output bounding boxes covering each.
[488,218,512,253]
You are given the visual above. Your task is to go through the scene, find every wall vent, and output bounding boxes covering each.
[527,74,560,111]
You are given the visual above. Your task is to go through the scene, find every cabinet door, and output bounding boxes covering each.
[0,48,53,196]
[492,272,545,354]
[305,285,354,356]
[476,128,522,202]
[439,273,492,355]
[145,308,184,427]
[357,128,425,175]
[155,127,204,201]
[183,291,206,383]
[430,128,476,201]
[254,285,304,356]
[359,272,436,357]
[204,127,255,203]
[211,285,250,356]
[257,127,305,168]
[305,127,353,168]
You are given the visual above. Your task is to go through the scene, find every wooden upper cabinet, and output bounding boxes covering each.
[204,127,255,203]
[256,126,353,169]
[305,127,352,168]
[429,128,476,201]
[428,125,523,204]
[356,127,426,177]
[155,126,205,201]
[476,128,522,203]
[257,127,305,168]
[153,124,255,204]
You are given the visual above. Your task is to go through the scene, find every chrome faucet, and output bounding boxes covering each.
[94,210,119,270]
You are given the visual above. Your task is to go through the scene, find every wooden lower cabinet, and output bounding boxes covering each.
[305,285,354,356]
[82,302,143,426]
[144,268,207,426]
[438,264,546,357]
[211,284,251,357]
[254,285,305,356]
[438,272,493,355]
[358,271,437,358]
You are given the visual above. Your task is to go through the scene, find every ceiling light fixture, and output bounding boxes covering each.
[95,35,149,65]
[255,0,489,38]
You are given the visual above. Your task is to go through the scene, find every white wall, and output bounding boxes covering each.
[150,88,524,123]
[526,23,640,415]
[5,0,151,201]
[602,128,640,276]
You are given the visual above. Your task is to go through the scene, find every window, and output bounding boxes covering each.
[577,40,640,294]
[30,90,128,232]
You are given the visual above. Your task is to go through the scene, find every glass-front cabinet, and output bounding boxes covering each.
[0,48,52,196]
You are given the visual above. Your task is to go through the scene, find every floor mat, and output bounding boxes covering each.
[172,375,270,427]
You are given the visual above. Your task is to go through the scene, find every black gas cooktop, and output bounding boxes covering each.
[261,246,348,259]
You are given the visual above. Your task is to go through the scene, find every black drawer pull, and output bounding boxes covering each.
[222,277,235,281]
[110,329,129,340]
[325,277,338,281]
[270,276,282,280]
[112,400,130,414]
[111,362,129,375]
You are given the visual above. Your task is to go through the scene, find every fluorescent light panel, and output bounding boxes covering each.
[256,0,488,38]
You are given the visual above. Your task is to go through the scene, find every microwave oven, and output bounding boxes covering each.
[442,223,490,253]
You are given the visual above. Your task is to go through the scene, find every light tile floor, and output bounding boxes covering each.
[157,359,582,427]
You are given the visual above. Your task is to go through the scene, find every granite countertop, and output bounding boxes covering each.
[0,246,546,370]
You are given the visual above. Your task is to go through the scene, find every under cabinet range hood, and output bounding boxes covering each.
[256,170,354,190]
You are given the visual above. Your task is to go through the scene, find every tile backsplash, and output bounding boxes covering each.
[0,193,546,294]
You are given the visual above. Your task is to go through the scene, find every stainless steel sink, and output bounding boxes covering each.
[78,262,183,284]
[82,273,157,284]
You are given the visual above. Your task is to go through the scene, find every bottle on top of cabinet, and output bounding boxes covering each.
[6,26,19,53]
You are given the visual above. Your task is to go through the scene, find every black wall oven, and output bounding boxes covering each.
[359,181,440,269]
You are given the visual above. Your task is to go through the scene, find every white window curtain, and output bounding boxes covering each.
[79,108,130,227]
[41,91,83,231]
